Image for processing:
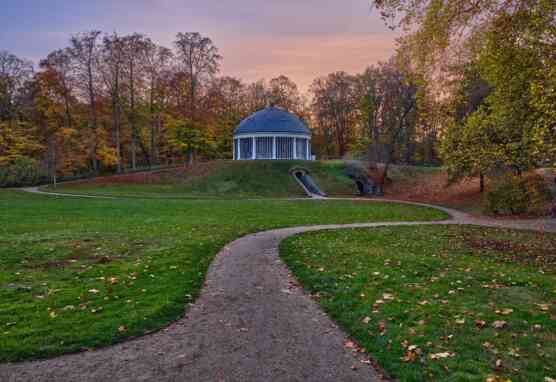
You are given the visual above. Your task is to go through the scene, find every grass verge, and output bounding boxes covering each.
[0,190,446,362]
[281,225,556,382]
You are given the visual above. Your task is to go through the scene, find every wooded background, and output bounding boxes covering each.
[1,0,554,186]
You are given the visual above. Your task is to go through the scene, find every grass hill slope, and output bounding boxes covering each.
[46,160,357,198]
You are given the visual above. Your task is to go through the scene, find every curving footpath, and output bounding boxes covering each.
[1,189,555,382]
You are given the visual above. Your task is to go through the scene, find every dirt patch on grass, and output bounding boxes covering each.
[24,238,156,271]
[29,253,117,271]
[448,228,556,270]
[385,170,485,213]
[59,162,222,188]
[385,167,555,218]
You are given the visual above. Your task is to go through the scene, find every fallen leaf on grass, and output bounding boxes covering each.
[496,308,514,316]
[344,341,356,349]
[402,351,417,363]
[118,325,127,333]
[492,320,507,329]
[429,352,455,360]
[475,320,486,329]
[88,289,100,294]
[378,321,386,335]
[455,319,465,325]
[486,376,512,382]
[402,345,421,363]
[537,304,550,312]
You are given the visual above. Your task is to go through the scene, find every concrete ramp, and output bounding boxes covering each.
[290,167,327,198]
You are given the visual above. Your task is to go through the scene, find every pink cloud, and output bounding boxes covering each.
[221,32,399,92]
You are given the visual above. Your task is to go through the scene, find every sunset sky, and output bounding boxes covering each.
[1,0,400,92]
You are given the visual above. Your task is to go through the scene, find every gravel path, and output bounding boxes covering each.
[2,190,555,382]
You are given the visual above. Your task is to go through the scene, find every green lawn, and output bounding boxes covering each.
[281,225,556,382]
[0,190,446,362]
[44,160,357,198]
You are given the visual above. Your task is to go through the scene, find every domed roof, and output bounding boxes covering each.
[234,106,310,137]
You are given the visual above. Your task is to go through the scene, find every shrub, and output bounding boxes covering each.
[0,157,49,188]
[485,174,553,216]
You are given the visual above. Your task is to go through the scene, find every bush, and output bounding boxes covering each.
[0,157,49,188]
[485,174,553,216]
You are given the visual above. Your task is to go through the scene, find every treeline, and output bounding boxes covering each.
[0,31,311,184]
[2,0,555,194]
[1,29,445,186]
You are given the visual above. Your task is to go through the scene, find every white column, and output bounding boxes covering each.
[237,139,241,160]
[272,137,276,160]
[293,137,297,160]
[306,139,310,160]
[252,136,256,160]
[232,138,236,160]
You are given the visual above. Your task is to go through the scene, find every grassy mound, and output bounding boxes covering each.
[46,160,356,198]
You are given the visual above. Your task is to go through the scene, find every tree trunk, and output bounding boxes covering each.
[150,76,156,167]
[131,140,136,170]
[187,148,194,166]
[48,134,57,188]
[115,120,121,173]
[89,106,98,172]
[87,55,98,172]
[112,88,122,173]
[368,115,380,167]
[128,59,140,170]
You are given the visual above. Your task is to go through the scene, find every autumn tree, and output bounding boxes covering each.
[143,40,174,165]
[310,72,358,158]
[356,66,382,163]
[99,33,126,172]
[69,31,103,171]
[245,80,269,111]
[41,49,75,132]
[166,116,214,164]
[0,51,33,124]
[207,76,248,158]
[268,75,303,113]
[174,32,222,120]
[174,32,221,163]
